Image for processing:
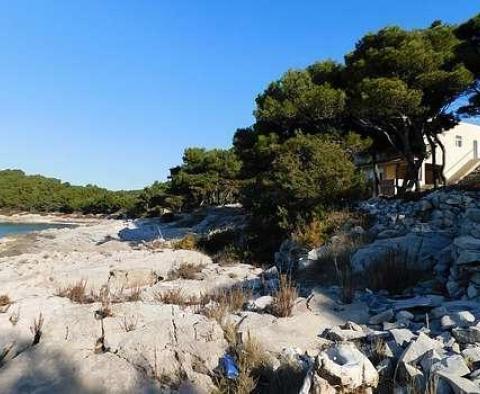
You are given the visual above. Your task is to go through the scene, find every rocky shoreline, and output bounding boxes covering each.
[2,195,480,392]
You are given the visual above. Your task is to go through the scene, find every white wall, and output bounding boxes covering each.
[425,122,480,180]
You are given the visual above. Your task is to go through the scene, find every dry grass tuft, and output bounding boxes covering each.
[9,309,20,326]
[200,285,251,323]
[56,279,93,304]
[365,249,426,295]
[119,314,139,332]
[168,262,206,280]
[211,286,250,312]
[213,331,269,394]
[125,285,142,302]
[201,302,230,324]
[0,343,14,367]
[96,286,113,319]
[30,313,44,346]
[0,294,12,306]
[0,294,12,313]
[212,245,243,267]
[154,288,187,305]
[271,275,298,318]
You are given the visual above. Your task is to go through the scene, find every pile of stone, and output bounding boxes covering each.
[308,301,480,392]
[355,189,480,300]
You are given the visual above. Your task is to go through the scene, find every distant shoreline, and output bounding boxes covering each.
[0,212,111,225]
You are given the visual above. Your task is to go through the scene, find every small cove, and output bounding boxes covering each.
[0,222,73,238]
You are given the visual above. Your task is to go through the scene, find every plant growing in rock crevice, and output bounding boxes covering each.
[9,309,20,326]
[200,285,251,323]
[119,314,138,332]
[365,248,426,295]
[271,275,298,318]
[56,279,91,304]
[0,294,12,313]
[30,313,44,346]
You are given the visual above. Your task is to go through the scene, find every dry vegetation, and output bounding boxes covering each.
[213,332,270,394]
[292,210,363,249]
[0,294,12,306]
[167,262,206,280]
[154,288,189,305]
[173,234,198,250]
[153,284,252,324]
[212,245,242,267]
[271,275,298,318]
[0,294,12,313]
[365,249,426,295]
[56,279,92,303]
[200,285,252,323]
[30,312,44,346]
[56,280,143,306]
[119,314,139,332]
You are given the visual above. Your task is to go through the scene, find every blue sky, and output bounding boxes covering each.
[0,1,478,190]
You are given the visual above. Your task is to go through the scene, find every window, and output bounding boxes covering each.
[455,135,463,148]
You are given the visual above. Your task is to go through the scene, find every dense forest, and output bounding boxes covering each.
[2,14,479,258]
[0,170,138,215]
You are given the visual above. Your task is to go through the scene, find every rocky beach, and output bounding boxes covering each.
[2,190,480,392]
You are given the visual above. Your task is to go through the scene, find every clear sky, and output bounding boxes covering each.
[0,1,478,190]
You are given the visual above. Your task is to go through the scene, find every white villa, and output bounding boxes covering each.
[364,122,480,195]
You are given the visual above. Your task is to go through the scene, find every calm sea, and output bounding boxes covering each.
[0,222,72,238]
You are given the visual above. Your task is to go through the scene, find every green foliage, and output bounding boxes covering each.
[168,147,242,209]
[345,22,474,189]
[254,66,346,138]
[0,169,137,215]
[241,135,363,252]
[455,14,480,116]
[133,148,242,215]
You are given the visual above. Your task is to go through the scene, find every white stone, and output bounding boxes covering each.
[316,342,378,390]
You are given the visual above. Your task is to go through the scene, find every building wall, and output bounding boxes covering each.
[360,122,480,192]
[426,122,480,181]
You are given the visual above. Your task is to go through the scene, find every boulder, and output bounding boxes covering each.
[369,309,394,325]
[252,295,273,311]
[454,236,480,252]
[316,342,378,391]
[457,250,480,266]
[453,327,480,344]
[431,355,471,377]
[390,329,416,347]
[321,327,367,342]
[462,347,480,363]
[465,208,480,224]
[399,333,443,365]
[441,315,458,330]
[435,371,480,394]
[396,311,414,321]
[352,232,452,273]
[457,311,476,326]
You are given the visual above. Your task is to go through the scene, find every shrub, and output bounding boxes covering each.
[173,234,198,250]
[271,275,298,318]
[292,210,354,248]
